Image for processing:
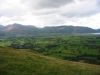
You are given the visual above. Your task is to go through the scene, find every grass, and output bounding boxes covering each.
[0,47,100,75]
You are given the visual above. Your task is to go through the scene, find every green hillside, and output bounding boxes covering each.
[0,48,100,75]
[1,36,99,65]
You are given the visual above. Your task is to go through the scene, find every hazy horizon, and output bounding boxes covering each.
[0,0,100,29]
[0,23,100,29]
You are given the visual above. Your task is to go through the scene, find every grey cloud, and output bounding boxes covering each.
[0,0,100,28]
[61,8,100,18]
[25,0,100,18]
[0,0,29,17]
[23,0,73,9]
[97,0,100,6]
[60,0,100,18]
[0,0,7,4]
[36,0,73,8]
[61,11,99,18]
[32,8,58,16]
[0,9,25,17]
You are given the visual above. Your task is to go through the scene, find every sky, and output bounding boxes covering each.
[0,0,100,29]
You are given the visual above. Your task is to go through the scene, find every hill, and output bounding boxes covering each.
[4,23,39,37]
[0,23,99,38]
[42,26,95,33]
[0,48,100,75]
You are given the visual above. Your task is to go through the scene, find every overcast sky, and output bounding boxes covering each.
[0,0,100,29]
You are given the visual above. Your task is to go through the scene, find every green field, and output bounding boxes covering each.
[0,35,100,75]
[0,48,100,75]
[0,36,100,65]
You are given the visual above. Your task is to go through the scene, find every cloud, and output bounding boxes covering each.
[0,0,30,17]
[24,0,100,19]
[77,13,100,29]
[23,0,73,9]
[0,0,100,28]
[60,0,100,17]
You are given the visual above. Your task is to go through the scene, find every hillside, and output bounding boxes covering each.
[0,48,100,75]
[0,23,99,38]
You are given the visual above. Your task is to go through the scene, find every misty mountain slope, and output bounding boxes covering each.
[0,25,5,37]
[96,29,100,32]
[0,25,5,30]
[42,26,96,33]
[0,23,99,38]
[0,48,100,75]
[3,23,40,37]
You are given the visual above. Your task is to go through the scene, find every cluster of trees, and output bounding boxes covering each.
[2,36,100,65]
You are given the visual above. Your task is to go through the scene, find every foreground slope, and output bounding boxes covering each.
[0,48,100,75]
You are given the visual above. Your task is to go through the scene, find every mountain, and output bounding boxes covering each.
[42,26,96,33]
[0,48,100,75]
[4,23,40,37]
[0,25,5,29]
[0,25,5,38]
[5,23,37,31]
[96,29,100,32]
[0,23,99,38]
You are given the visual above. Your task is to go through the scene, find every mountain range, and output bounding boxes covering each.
[0,23,100,38]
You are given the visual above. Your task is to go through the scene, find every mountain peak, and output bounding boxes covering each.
[4,23,24,31]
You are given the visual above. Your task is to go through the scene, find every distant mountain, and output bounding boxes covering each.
[0,25,5,30]
[42,26,95,33]
[96,29,100,33]
[0,23,99,38]
[3,23,40,37]
[0,25,5,38]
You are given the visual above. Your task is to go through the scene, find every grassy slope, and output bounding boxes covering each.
[0,48,100,75]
